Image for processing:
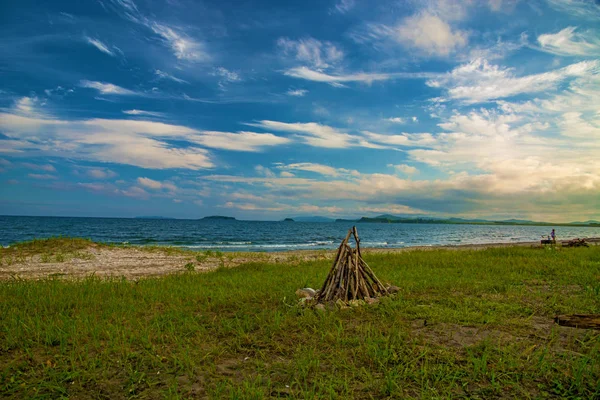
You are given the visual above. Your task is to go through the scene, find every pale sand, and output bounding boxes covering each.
[1,238,598,280]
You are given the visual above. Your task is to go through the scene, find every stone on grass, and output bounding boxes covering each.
[386,285,400,294]
[296,288,316,298]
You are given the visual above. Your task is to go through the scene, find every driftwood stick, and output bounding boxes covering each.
[555,314,600,330]
[361,260,388,293]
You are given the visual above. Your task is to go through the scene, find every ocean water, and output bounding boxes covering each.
[2,216,600,252]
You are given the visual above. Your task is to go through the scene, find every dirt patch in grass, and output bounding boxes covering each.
[411,321,516,348]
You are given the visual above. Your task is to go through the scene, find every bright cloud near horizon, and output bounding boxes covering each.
[1,0,599,222]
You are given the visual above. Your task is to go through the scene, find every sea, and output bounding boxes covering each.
[2,215,600,252]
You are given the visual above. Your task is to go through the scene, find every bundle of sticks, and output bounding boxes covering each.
[564,238,589,247]
[315,226,388,303]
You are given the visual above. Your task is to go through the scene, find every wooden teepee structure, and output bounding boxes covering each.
[315,226,388,303]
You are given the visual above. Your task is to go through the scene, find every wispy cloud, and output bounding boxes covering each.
[277,162,360,177]
[386,117,405,123]
[545,0,600,20]
[84,36,115,56]
[189,131,291,152]
[28,173,57,180]
[123,109,165,117]
[155,69,188,84]
[286,89,308,96]
[212,67,241,90]
[333,0,356,14]
[149,22,209,62]
[388,164,419,175]
[277,37,344,69]
[137,177,177,191]
[79,80,138,95]
[284,66,436,85]
[537,27,600,56]
[427,58,599,103]
[0,98,292,170]
[86,168,117,179]
[109,0,209,62]
[362,131,436,147]
[249,120,384,149]
[22,162,56,172]
[391,12,468,57]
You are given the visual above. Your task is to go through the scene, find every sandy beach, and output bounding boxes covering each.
[2,238,598,280]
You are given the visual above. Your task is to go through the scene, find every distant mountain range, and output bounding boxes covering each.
[327,214,600,227]
[200,215,236,221]
[134,216,176,220]
[290,216,336,222]
[136,215,600,226]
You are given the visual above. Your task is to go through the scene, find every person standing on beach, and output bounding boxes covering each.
[551,229,556,243]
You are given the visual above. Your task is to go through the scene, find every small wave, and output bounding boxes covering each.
[362,241,389,246]
[173,241,337,250]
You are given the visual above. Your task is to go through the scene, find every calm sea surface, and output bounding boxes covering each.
[1,216,599,252]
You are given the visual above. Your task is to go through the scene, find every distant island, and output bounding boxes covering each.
[333,214,600,227]
[283,218,294,222]
[134,216,176,220]
[200,216,237,221]
[290,216,335,222]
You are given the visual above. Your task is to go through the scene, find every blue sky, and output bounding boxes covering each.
[1,0,599,221]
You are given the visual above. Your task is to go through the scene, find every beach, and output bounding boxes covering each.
[2,237,599,280]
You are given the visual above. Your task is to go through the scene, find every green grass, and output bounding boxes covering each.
[1,245,600,398]
[0,237,97,266]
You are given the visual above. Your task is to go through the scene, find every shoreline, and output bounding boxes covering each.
[1,237,598,280]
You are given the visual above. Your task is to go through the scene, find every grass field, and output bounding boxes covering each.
[1,241,599,399]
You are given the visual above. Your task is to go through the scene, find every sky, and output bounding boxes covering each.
[0,0,599,221]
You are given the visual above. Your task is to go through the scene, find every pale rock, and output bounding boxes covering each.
[296,288,316,298]
[386,285,400,294]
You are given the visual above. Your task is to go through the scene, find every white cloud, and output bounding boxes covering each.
[123,109,165,117]
[155,69,188,84]
[277,37,344,69]
[428,58,599,103]
[149,22,209,62]
[137,177,177,191]
[362,131,436,147]
[287,89,308,97]
[333,0,355,13]
[277,162,359,177]
[213,67,241,82]
[558,112,600,138]
[388,164,419,175]
[84,36,115,56]
[545,0,600,20]
[212,67,241,90]
[0,99,292,170]
[393,12,468,57]
[118,186,149,199]
[537,27,600,56]
[190,131,291,152]
[284,66,435,85]
[87,168,117,179]
[249,120,382,149]
[28,173,57,180]
[254,165,275,177]
[109,0,209,62]
[386,117,405,123]
[80,80,138,95]
[21,162,56,172]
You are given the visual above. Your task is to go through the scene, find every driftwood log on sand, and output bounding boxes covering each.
[314,226,389,304]
[554,314,600,330]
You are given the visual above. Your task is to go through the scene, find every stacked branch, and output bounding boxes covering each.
[315,226,388,304]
